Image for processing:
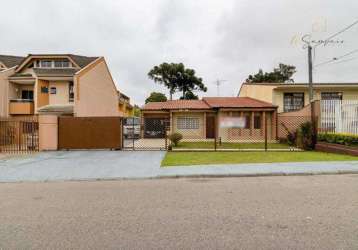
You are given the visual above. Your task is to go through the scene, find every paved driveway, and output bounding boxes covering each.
[0,151,165,182]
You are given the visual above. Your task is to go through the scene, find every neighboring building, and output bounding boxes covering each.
[118,92,134,117]
[0,54,128,118]
[239,82,358,113]
[141,97,278,142]
[0,55,24,71]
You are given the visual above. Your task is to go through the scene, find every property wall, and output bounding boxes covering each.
[172,112,205,140]
[49,81,70,105]
[39,115,58,151]
[0,68,15,117]
[74,58,120,117]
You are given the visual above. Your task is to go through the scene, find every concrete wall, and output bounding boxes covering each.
[0,68,15,117]
[74,58,120,117]
[239,84,276,103]
[49,81,70,105]
[38,115,58,151]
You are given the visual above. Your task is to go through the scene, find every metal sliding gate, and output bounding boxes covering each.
[0,118,39,153]
[122,117,169,150]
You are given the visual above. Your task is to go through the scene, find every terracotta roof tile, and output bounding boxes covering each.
[203,97,276,108]
[142,97,277,111]
[142,100,210,110]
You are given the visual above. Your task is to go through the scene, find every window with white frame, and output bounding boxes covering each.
[39,60,52,68]
[54,60,70,68]
[177,117,199,129]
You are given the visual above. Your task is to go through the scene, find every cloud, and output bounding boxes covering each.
[0,0,357,104]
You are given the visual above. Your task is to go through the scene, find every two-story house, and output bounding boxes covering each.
[238,82,358,113]
[0,54,131,118]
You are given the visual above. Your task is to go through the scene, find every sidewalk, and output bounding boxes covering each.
[159,161,358,178]
[0,151,358,182]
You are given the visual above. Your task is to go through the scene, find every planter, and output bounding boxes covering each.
[316,142,358,157]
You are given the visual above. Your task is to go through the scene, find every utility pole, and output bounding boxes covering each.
[308,45,317,147]
[308,45,313,102]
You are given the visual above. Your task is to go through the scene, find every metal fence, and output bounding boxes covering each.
[0,117,39,153]
[132,111,316,152]
[320,100,358,134]
[122,117,168,150]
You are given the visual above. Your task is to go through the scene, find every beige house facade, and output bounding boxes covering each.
[141,98,278,142]
[239,82,358,113]
[0,54,130,118]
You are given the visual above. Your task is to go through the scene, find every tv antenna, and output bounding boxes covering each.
[214,79,227,96]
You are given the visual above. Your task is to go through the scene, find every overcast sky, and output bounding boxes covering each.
[1,0,357,104]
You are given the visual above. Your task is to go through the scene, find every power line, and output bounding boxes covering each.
[331,56,358,65]
[314,48,358,68]
[314,20,358,48]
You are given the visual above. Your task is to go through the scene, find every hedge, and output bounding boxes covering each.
[317,132,358,147]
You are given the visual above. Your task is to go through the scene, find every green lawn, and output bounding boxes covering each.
[174,142,291,149]
[161,151,358,167]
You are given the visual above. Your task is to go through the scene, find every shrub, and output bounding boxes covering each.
[318,132,358,147]
[168,133,183,146]
[286,131,297,146]
[281,122,297,146]
[296,121,314,150]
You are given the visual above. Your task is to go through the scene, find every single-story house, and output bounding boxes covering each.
[141,97,278,142]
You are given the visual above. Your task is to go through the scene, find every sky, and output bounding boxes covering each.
[1,0,358,105]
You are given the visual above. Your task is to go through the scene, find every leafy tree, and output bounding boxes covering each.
[145,92,167,104]
[245,63,296,83]
[148,63,207,100]
[180,90,198,100]
[133,104,141,117]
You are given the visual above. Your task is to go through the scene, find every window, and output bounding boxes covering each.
[177,117,199,129]
[244,114,251,129]
[21,90,34,100]
[54,60,70,68]
[69,82,74,102]
[284,93,304,112]
[321,92,342,100]
[50,87,57,94]
[40,60,52,68]
[41,86,48,93]
[254,114,261,129]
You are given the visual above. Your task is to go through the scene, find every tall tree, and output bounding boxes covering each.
[148,63,207,100]
[245,63,296,83]
[145,92,167,104]
[180,90,198,100]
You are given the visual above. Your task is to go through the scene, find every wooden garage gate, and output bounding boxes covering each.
[58,117,122,150]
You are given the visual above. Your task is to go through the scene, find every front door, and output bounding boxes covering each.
[206,116,216,139]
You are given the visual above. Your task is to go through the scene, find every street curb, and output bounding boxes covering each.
[157,170,358,179]
[1,170,358,184]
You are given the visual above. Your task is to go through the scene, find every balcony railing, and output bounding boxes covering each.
[9,99,34,115]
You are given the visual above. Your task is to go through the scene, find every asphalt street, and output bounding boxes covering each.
[1,175,358,249]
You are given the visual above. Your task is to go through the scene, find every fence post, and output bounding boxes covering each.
[132,117,135,150]
[215,110,218,151]
[165,128,168,150]
[311,101,317,149]
[264,112,268,152]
